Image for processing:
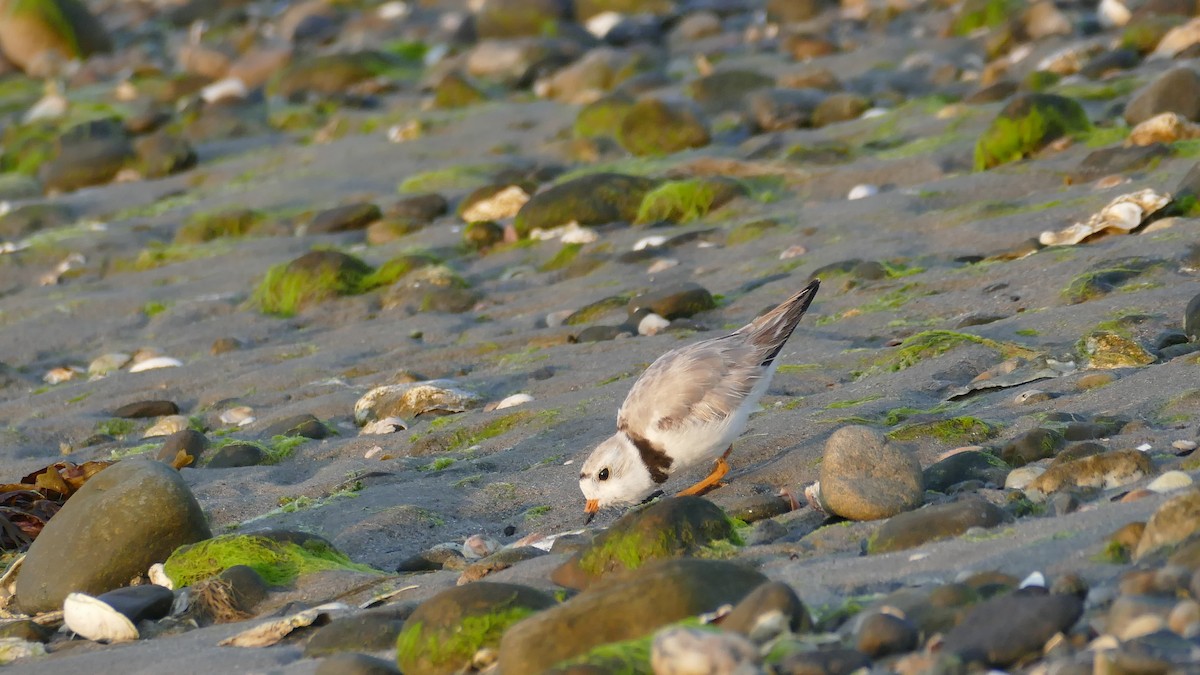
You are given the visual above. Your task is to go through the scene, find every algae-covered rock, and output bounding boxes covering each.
[175,208,265,244]
[1134,489,1200,561]
[502,559,766,673]
[133,131,197,179]
[462,220,505,251]
[686,70,775,115]
[1024,449,1153,502]
[433,71,487,110]
[16,460,210,614]
[627,283,716,320]
[273,51,399,99]
[39,118,135,193]
[381,265,479,314]
[1079,331,1157,369]
[0,202,72,239]
[551,497,738,590]
[617,98,710,157]
[0,0,112,75]
[397,582,557,675]
[635,177,747,224]
[867,497,1012,554]
[475,0,570,39]
[307,202,382,234]
[514,173,657,236]
[811,92,871,128]
[974,93,1091,171]
[949,0,1021,36]
[253,250,374,317]
[163,532,376,587]
[574,92,636,139]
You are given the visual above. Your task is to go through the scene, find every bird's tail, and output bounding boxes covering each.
[742,278,820,367]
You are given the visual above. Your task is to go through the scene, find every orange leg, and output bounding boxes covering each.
[677,446,733,497]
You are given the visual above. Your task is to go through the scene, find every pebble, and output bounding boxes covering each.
[815,426,924,521]
[490,393,534,411]
[847,184,879,200]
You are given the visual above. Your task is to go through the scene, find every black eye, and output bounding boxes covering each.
[598,468,610,481]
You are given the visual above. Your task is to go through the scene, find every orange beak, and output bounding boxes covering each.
[584,499,599,525]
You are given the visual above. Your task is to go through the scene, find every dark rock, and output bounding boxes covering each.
[999,427,1065,467]
[1072,143,1171,183]
[217,564,269,612]
[308,203,382,234]
[923,450,1009,492]
[975,93,1090,170]
[941,591,1084,667]
[458,546,547,583]
[719,493,795,524]
[773,646,872,675]
[304,611,405,657]
[433,71,488,109]
[552,496,736,589]
[627,283,716,320]
[0,203,73,239]
[113,400,179,418]
[575,92,636,139]
[856,612,919,658]
[396,582,557,675]
[501,558,766,673]
[133,131,197,179]
[817,426,924,521]
[617,98,710,156]
[1064,256,1163,304]
[389,193,448,223]
[156,429,210,466]
[747,88,828,132]
[687,70,775,115]
[275,51,397,100]
[205,442,267,468]
[1125,67,1200,126]
[286,249,373,279]
[722,581,812,637]
[1080,48,1141,79]
[515,173,657,236]
[95,584,175,623]
[396,544,467,573]
[40,120,134,193]
[463,220,505,251]
[315,653,401,675]
[868,497,1013,554]
[475,0,571,39]
[260,413,329,439]
[177,208,266,244]
[16,460,211,614]
[575,325,631,342]
[811,93,870,128]
[1185,291,1200,341]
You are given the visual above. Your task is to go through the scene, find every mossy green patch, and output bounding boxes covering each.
[398,162,511,194]
[252,252,377,317]
[974,94,1091,171]
[575,94,636,139]
[635,178,746,224]
[870,330,1037,375]
[824,394,883,410]
[420,457,456,472]
[412,410,558,454]
[95,418,136,438]
[540,243,583,272]
[163,534,378,587]
[1092,539,1130,564]
[362,252,439,287]
[109,441,160,460]
[887,416,998,443]
[951,0,1020,35]
[397,607,538,674]
[565,294,631,326]
[175,208,265,244]
[726,218,778,245]
[577,513,740,576]
[1062,258,1163,304]
[141,300,171,317]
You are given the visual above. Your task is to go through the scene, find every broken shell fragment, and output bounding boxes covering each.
[354,380,481,425]
[63,585,174,643]
[129,356,184,373]
[1039,189,1171,246]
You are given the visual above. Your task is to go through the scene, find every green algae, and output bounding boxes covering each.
[163,534,378,587]
[887,416,998,443]
[397,606,536,673]
[870,330,1037,375]
[974,94,1091,171]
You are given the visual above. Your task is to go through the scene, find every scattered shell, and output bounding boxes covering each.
[63,593,139,643]
[43,366,82,384]
[461,186,530,222]
[376,1,410,20]
[1098,0,1131,27]
[219,406,255,427]
[545,309,574,327]
[219,603,349,648]
[1039,188,1171,246]
[633,235,668,251]
[354,380,481,425]
[88,352,131,379]
[361,417,409,435]
[530,221,597,244]
[0,638,46,664]
[1019,571,1046,589]
[462,534,499,560]
[586,11,622,38]
[1147,470,1193,493]
[40,252,86,286]
[23,90,67,124]
[148,563,173,590]
[387,120,422,142]
[1137,443,1153,452]
[1172,440,1197,452]
[638,312,671,336]
[1127,112,1200,147]
[949,357,1074,399]
[144,415,190,438]
[113,80,138,101]
[128,356,182,373]
[489,393,533,411]
[359,584,419,609]
[201,77,247,104]
[803,481,824,512]
[647,258,679,274]
[847,184,879,200]
[1004,465,1045,490]
[779,245,807,259]
[1093,175,1130,190]
[1035,43,1104,75]
[364,445,384,459]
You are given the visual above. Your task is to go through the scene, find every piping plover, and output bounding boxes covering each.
[580,279,820,522]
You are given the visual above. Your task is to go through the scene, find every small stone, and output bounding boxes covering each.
[1135,489,1200,561]
[128,356,183,373]
[1000,428,1065,467]
[941,590,1084,667]
[458,547,547,585]
[617,98,710,157]
[307,202,382,234]
[211,338,243,356]
[722,581,812,642]
[868,497,1013,554]
[260,413,329,439]
[1025,449,1153,502]
[923,450,1009,492]
[155,429,210,467]
[304,610,405,657]
[1147,471,1193,493]
[817,426,924,521]
[627,283,716,320]
[315,653,401,675]
[1081,331,1156,369]
[112,400,179,419]
[772,646,872,674]
[219,407,255,427]
[856,611,920,658]
[88,353,131,378]
[459,185,530,222]
[205,443,266,468]
[1004,465,1045,490]
[396,543,467,573]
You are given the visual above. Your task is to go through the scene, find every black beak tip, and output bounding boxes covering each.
[584,512,596,526]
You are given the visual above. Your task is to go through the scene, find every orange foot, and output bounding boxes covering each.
[676,447,733,497]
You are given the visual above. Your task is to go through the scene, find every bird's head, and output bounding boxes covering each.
[579,433,657,523]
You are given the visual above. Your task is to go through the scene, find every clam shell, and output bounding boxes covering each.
[63,593,139,643]
[1039,188,1171,246]
[129,356,183,373]
[354,380,480,425]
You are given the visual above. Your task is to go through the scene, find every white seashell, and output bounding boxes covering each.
[1098,0,1130,27]
[200,77,247,104]
[545,309,574,328]
[88,353,131,379]
[1147,470,1193,493]
[778,245,807,259]
[1039,188,1170,246]
[1019,571,1046,589]
[361,417,409,435]
[43,366,82,384]
[585,11,622,38]
[354,380,480,425]
[376,1,409,20]
[114,80,139,102]
[129,356,183,373]
[63,593,139,643]
[462,534,499,560]
[144,415,190,438]
[862,108,889,119]
[219,603,349,648]
[493,393,534,410]
[387,120,422,143]
[460,185,530,222]
[1136,443,1153,452]
[219,406,255,426]
[1004,465,1045,490]
[1172,440,1197,452]
[559,222,598,244]
[908,552,929,561]
[1127,112,1200,146]
[633,236,668,251]
[638,312,670,336]
[646,258,678,274]
[148,563,174,590]
[847,184,878,200]
[364,445,383,459]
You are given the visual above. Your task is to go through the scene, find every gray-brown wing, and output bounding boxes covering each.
[617,337,762,434]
